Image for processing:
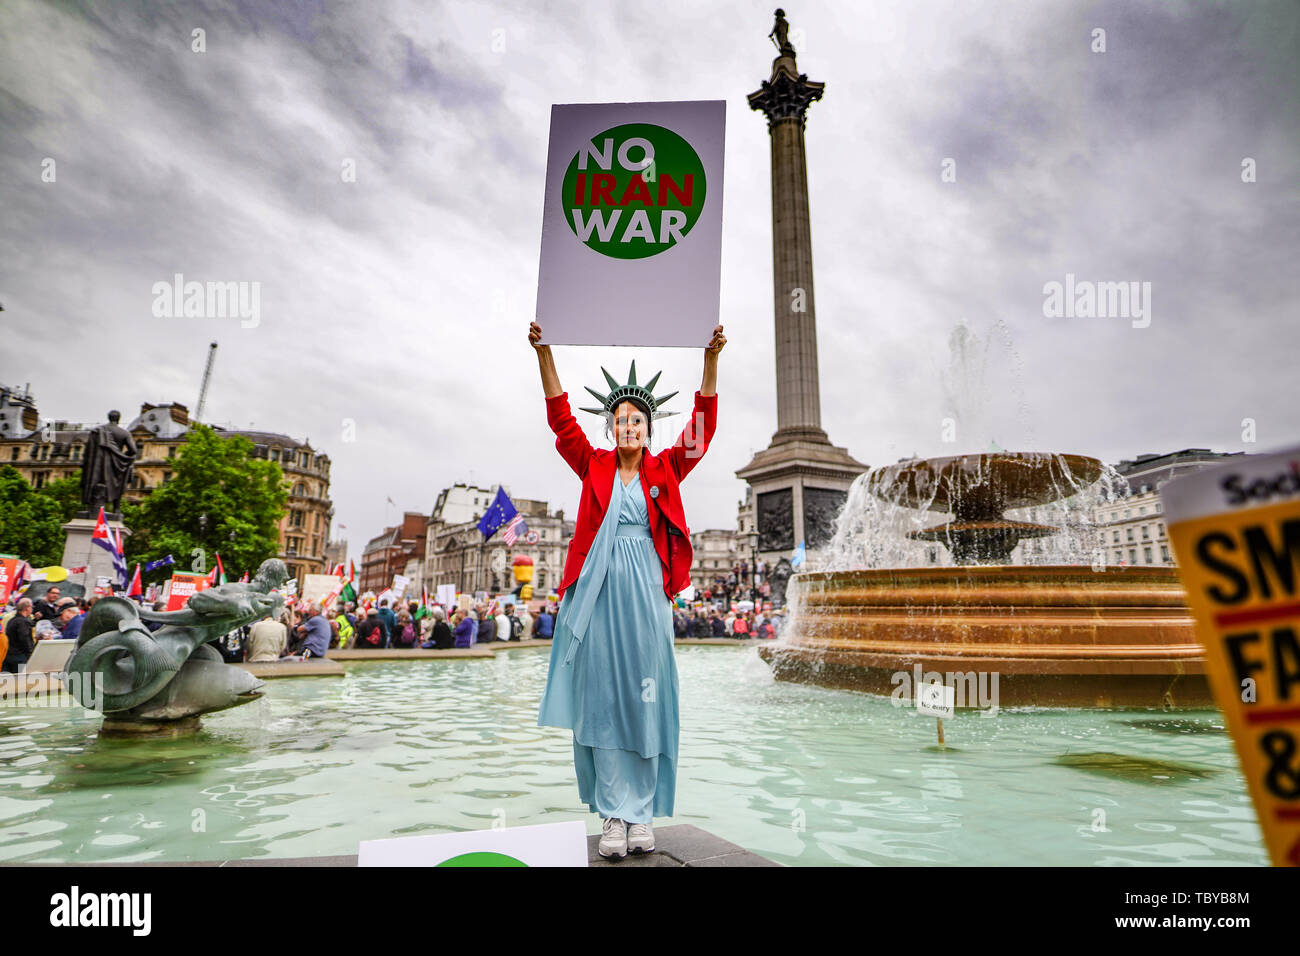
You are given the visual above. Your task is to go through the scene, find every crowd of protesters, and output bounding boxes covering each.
[0,585,97,672]
[1,581,780,674]
[673,605,784,640]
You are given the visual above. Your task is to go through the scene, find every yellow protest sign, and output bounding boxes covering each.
[1161,446,1300,866]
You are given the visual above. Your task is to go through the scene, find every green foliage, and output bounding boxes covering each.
[37,473,83,524]
[0,466,70,566]
[123,424,288,579]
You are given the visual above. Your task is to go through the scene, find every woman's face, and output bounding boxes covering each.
[612,400,648,451]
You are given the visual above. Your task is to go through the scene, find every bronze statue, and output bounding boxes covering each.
[769,8,796,57]
[770,557,794,608]
[80,410,138,515]
[64,559,289,722]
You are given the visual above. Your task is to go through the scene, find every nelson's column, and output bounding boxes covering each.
[737,10,868,571]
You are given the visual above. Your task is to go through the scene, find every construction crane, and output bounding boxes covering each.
[195,341,218,422]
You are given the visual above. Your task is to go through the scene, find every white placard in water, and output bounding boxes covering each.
[358,821,587,867]
[916,679,955,718]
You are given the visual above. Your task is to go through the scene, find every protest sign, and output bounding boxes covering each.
[536,100,725,347]
[0,555,18,604]
[165,572,211,611]
[1162,445,1300,866]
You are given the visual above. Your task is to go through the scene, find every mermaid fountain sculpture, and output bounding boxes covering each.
[64,559,290,727]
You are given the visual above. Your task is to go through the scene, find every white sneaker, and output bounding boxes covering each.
[598,817,627,859]
[627,821,655,853]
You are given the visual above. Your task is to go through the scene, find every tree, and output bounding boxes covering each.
[122,424,288,580]
[0,466,72,566]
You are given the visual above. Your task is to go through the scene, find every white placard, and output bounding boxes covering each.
[436,584,456,608]
[358,821,588,867]
[916,679,955,718]
[536,100,726,347]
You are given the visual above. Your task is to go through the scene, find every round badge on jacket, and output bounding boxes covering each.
[650,486,659,498]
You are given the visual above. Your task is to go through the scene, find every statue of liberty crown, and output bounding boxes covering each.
[578,360,679,421]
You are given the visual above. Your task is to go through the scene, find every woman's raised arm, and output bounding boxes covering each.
[530,321,562,398]
[700,324,725,396]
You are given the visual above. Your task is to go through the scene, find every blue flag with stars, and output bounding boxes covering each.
[477,486,518,541]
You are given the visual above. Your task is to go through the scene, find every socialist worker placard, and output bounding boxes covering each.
[1161,446,1300,866]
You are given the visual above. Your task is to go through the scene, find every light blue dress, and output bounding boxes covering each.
[537,470,679,823]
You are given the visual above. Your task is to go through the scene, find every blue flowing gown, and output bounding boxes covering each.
[537,471,679,822]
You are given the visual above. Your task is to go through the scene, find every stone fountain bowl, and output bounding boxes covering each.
[759,565,1209,708]
[867,452,1104,516]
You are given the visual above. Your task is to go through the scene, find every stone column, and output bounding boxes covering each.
[750,53,828,444]
[736,37,869,572]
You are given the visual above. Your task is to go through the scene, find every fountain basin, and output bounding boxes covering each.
[762,565,1209,708]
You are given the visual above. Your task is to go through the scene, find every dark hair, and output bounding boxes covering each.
[604,397,653,444]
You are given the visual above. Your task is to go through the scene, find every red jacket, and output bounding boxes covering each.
[547,389,718,603]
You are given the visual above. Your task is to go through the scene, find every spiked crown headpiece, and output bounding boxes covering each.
[578,360,679,422]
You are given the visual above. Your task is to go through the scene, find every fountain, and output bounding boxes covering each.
[758,318,1207,708]
[760,451,1207,707]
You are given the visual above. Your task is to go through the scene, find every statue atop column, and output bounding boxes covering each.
[769,8,796,58]
[80,410,138,515]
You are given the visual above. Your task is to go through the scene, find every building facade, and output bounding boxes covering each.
[1093,448,1248,568]
[0,390,333,583]
[360,512,428,595]
[423,486,574,598]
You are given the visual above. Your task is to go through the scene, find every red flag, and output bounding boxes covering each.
[91,506,110,540]
[127,564,143,597]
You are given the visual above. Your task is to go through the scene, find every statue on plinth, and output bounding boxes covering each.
[80,410,138,516]
[770,557,794,608]
[769,8,796,57]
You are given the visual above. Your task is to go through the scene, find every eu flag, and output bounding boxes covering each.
[477,486,518,541]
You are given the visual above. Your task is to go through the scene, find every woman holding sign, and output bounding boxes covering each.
[530,319,724,859]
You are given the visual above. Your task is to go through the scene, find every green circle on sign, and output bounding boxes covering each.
[437,851,529,867]
[561,122,707,259]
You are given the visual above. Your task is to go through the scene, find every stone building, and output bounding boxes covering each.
[423,485,574,598]
[360,512,428,595]
[690,528,739,598]
[1092,449,1249,568]
[0,389,334,582]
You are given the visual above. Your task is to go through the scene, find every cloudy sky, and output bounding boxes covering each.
[1,0,1296,564]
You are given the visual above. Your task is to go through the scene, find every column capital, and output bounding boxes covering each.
[748,59,824,131]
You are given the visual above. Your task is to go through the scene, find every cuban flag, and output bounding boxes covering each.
[477,486,518,541]
[502,514,529,546]
[92,508,129,587]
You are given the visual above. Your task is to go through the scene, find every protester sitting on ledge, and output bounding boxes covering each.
[452,608,476,648]
[287,601,330,659]
[421,607,454,649]
[534,604,554,640]
[246,615,288,662]
[351,609,384,648]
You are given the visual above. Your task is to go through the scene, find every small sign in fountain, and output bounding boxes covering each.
[761,452,1207,709]
[62,559,289,736]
